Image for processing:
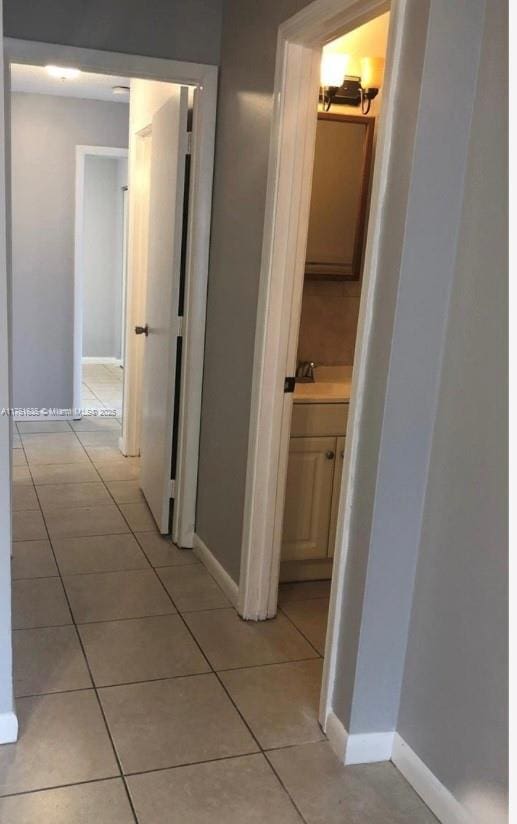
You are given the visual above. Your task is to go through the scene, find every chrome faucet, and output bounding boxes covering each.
[295,360,316,382]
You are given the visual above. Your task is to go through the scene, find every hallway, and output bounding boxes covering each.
[2,420,436,823]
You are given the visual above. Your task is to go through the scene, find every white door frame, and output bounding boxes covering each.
[120,185,129,369]
[238,0,420,731]
[73,144,128,414]
[0,2,18,745]
[4,38,217,548]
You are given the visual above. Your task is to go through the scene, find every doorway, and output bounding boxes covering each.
[238,0,431,756]
[5,39,217,547]
[74,145,129,419]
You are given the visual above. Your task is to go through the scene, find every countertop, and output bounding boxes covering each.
[293,365,353,404]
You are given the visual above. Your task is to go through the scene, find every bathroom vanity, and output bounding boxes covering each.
[280,366,352,582]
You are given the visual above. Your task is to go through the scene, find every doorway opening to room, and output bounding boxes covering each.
[75,144,129,421]
[239,0,429,755]
[276,6,390,728]
[7,42,217,547]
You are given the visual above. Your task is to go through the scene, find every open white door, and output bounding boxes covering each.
[139,87,189,533]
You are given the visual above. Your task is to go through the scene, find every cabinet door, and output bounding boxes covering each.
[328,436,346,557]
[281,436,336,561]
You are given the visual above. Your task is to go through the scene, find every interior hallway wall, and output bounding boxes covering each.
[396,0,508,817]
[3,0,222,66]
[197,2,507,819]
[196,0,311,582]
[10,92,128,411]
[0,4,17,744]
[83,154,127,360]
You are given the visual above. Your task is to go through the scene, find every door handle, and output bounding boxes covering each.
[135,324,149,336]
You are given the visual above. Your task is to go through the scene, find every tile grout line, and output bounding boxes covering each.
[72,434,288,822]
[12,431,314,822]
[0,775,122,802]
[143,554,311,824]
[277,604,325,659]
[29,438,140,824]
[136,513,314,824]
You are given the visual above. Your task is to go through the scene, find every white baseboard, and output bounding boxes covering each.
[82,357,122,366]
[346,730,394,764]
[324,711,393,765]
[0,711,18,744]
[392,734,470,824]
[325,710,348,759]
[324,721,502,824]
[192,533,239,607]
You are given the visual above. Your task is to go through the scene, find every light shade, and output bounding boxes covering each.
[360,57,384,90]
[320,51,349,88]
[45,65,81,80]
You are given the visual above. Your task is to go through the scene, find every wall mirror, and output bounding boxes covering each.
[305,113,374,280]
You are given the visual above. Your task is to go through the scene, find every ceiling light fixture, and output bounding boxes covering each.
[45,65,81,81]
[112,85,130,96]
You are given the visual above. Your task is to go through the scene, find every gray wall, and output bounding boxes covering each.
[197,0,507,817]
[83,155,126,359]
[10,93,128,411]
[0,7,16,737]
[336,0,486,735]
[196,0,310,582]
[3,0,222,66]
[397,0,508,815]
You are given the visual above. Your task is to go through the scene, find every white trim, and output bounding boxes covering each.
[325,711,393,765]
[4,39,218,552]
[238,36,322,621]
[172,81,217,548]
[0,2,17,745]
[0,711,18,744]
[326,719,485,823]
[4,39,215,87]
[120,186,129,368]
[74,144,129,417]
[345,730,394,764]
[325,710,348,760]
[193,533,239,608]
[239,0,395,620]
[82,356,123,366]
[392,734,471,824]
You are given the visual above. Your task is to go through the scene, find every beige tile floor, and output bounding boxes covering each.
[1,423,438,823]
[81,363,124,417]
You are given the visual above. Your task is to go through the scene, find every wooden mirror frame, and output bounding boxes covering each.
[305,112,375,281]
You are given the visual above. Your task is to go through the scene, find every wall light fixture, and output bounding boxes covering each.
[320,51,384,114]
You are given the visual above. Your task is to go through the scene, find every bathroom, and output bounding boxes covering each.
[280,12,389,590]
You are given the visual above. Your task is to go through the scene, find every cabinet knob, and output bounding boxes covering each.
[340,450,345,459]
[325,450,335,460]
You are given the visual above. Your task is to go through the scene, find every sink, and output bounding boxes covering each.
[293,365,353,403]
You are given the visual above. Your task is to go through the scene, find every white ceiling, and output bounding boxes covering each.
[10,63,131,103]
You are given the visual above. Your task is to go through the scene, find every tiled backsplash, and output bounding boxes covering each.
[297,279,361,366]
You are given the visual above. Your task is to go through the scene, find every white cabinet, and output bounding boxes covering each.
[282,436,336,561]
[281,404,348,573]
